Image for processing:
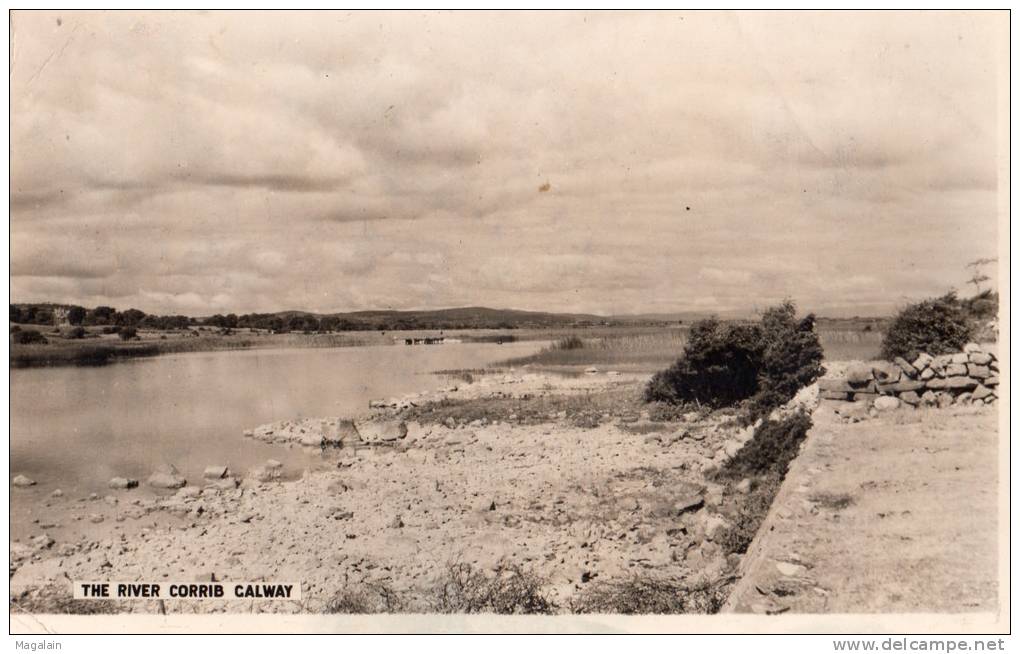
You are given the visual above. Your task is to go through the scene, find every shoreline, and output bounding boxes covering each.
[11,369,779,614]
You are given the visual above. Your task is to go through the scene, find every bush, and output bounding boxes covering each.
[118,327,138,340]
[571,575,728,614]
[881,293,973,361]
[64,326,86,339]
[11,330,47,345]
[645,301,823,421]
[715,412,813,481]
[552,335,585,350]
[431,562,554,614]
[323,581,404,614]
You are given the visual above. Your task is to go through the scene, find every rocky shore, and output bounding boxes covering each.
[11,370,783,614]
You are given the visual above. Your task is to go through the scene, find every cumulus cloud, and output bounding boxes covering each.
[9,10,1005,316]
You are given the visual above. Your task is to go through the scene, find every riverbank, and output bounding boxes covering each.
[723,401,999,614]
[11,369,783,614]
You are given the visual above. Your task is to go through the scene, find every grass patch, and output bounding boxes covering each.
[11,585,120,614]
[323,581,406,614]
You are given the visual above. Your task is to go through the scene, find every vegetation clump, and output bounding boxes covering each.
[710,412,813,554]
[431,562,555,614]
[644,301,823,421]
[11,329,47,345]
[571,575,728,614]
[880,293,975,362]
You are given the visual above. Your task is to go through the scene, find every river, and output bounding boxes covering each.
[10,341,545,537]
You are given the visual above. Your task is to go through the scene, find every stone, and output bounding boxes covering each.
[873,396,900,411]
[820,390,850,401]
[776,561,805,576]
[835,401,870,422]
[674,494,704,515]
[845,361,874,385]
[723,440,742,458]
[213,478,239,491]
[89,514,105,524]
[967,364,991,379]
[912,353,934,371]
[148,465,186,489]
[584,367,599,374]
[971,385,993,401]
[250,465,281,483]
[891,380,925,392]
[946,376,978,390]
[926,377,949,390]
[299,433,324,447]
[31,534,54,550]
[871,362,901,383]
[920,368,935,381]
[931,354,953,371]
[945,363,968,377]
[108,477,138,490]
[851,392,878,403]
[936,392,954,409]
[265,459,283,469]
[921,390,937,406]
[893,357,917,377]
[50,489,63,497]
[969,352,993,365]
[202,466,229,480]
[355,419,408,443]
[12,475,36,487]
[389,514,405,529]
[899,391,921,406]
[704,514,731,541]
[951,353,969,364]
[955,392,972,405]
[176,486,202,500]
[986,375,999,387]
[963,342,982,353]
[735,478,752,494]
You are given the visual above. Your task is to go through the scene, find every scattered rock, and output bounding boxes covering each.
[108,477,138,490]
[776,561,805,576]
[735,478,752,494]
[12,475,36,487]
[355,419,408,443]
[873,396,900,412]
[148,465,186,489]
[203,466,229,480]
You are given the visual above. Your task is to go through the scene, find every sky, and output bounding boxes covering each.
[9,10,1006,317]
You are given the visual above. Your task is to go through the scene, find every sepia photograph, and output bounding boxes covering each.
[7,8,1010,637]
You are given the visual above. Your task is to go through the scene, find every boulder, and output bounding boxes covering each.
[969,352,993,365]
[891,380,925,392]
[108,477,138,490]
[945,363,968,377]
[846,361,874,385]
[871,362,901,383]
[835,400,870,422]
[963,342,982,353]
[950,353,969,364]
[355,419,408,444]
[148,465,186,489]
[176,486,202,500]
[967,364,991,379]
[919,368,935,381]
[926,377,949,390]
[212,477,239,491]
[12,475,36,487]
[920,390,937,406]
[936,392,954,409]
[323,420,359,447]
[946,376,978,390]
[893,357,917,377]
[299,433,324,447]
[971,385,994,401]
[202,466,229,480]
[250,465,281,483]
[776,561,806,577]
[899,391,921,406]
[873,396,900,412]
[912,353,934,371]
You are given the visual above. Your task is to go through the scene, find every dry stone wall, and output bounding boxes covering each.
[819,343,999,411]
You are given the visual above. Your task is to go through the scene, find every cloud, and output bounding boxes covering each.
[9,10,1005,316]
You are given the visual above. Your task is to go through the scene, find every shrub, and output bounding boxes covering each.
[118,327,138,341]
[645,301,823,420]
[11,330,47,345]
[881,293,973,361]
[552,335,585,350]
[716,412,813,481]
[64,326,86,339]
[571,575,728,614]
[431,562,554,614]
[323,581,404,614]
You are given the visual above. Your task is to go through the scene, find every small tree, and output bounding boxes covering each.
[880,293,973,361]
[67,306,86,326]
[118,326,138,341]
